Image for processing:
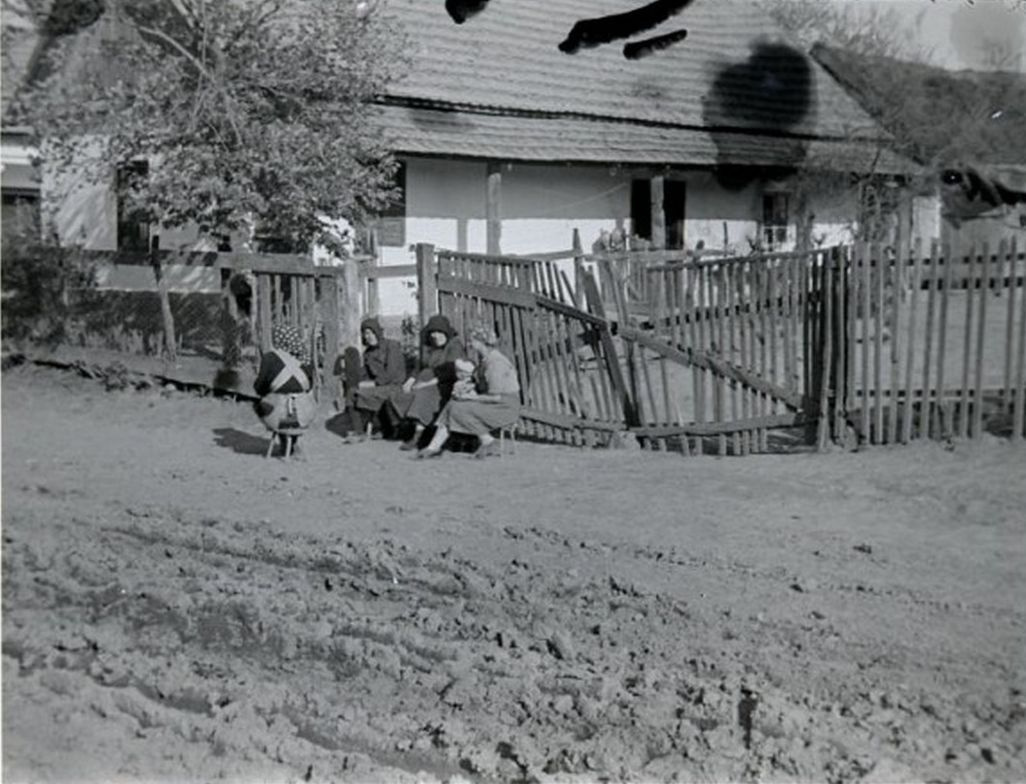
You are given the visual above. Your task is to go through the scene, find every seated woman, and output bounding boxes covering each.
[391,314,466,451]
[341,317,406,440]
[253,323,316,456]
[417,325,520,459]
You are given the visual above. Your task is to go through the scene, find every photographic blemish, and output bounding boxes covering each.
[623,28,689,60]
[558,0,695,55]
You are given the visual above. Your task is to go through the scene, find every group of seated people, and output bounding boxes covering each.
[252,315,520,459]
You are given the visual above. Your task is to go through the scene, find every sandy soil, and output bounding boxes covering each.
[2,363,1025,783]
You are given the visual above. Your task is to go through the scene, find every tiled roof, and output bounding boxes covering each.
[377,0,909,171]
[375,103,914,173]
[812,44,1026,167]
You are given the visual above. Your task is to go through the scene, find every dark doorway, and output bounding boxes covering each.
[631,178,687,248]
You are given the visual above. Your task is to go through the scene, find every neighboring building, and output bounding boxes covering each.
[812,44,1026,257]
[4,1,916,315]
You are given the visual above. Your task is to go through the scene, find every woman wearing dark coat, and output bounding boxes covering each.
[343,317,407,438]
[391,314,465,450]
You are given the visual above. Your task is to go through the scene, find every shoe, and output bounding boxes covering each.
[399,439,419,452]
[474,442,502,459]
[416,447,443,459]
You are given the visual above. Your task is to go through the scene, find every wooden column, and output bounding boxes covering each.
[487,163,502,255]
[340,256,362,351]
[572,227,585,307]
[366,228,380,316]
[416,243,437,365]
[650,175,666,249]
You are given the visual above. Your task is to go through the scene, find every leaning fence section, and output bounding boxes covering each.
[432,248,628,445]
[818,239,1026,446]
[603,248,831,455]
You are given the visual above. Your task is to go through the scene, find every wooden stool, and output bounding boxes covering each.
[266,427,304,458]
[498,423,518,455]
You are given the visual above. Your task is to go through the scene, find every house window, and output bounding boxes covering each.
[762,192,789,249]
[631,178,686,248]
[1,191,41,240]
[376,161,406,247]
[116,161,150,251]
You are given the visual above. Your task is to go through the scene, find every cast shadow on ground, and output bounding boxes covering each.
[213,427,270,456]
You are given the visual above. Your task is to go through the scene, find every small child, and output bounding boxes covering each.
[452,358,477,399]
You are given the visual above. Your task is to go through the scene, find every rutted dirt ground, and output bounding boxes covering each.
[2,364,1025,783]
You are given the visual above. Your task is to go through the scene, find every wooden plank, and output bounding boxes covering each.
[436,275,537,309]
[619,327,803,410]
[901,239,923,443]
[933,244,954,438]
[341,257,363,353]
[858,243,872,441]
[364,264,418,280]
[632,412,808,438]
[833,247,848,441]
[888,245,904,443]
[723,263,741,454]
[1002,238,1017,410]
[519,406,622,433]
[972,242,992,438]
[920,241,939,438]
[1013,248,1026,441]
[959,246,977,438]
[258,273,273,352]
[878,246,886,441]
[582,271,636,426]
[817,251,834,450]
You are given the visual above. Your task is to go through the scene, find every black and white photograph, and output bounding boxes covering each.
[1,0,1025,781]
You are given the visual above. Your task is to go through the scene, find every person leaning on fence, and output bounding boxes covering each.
[391,314,466,451]
[341,317,406,441]
[253,323,317,456]
[417,325,520,460]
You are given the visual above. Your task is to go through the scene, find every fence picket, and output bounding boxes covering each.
[901,239,923,443]
[959,246,977,438]
[972,243,992,438]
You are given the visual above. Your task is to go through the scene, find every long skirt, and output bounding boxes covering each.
[354,383,402,414]
[256,391,316,432]
[393,383,453,426]
[437,394,519,436]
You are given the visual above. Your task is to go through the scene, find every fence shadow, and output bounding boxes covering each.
[212,426,269,456]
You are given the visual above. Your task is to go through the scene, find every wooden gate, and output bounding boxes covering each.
[432,248,630,444]
[619,248,833,454]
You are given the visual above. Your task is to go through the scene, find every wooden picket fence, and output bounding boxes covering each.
[816,239,1026,446]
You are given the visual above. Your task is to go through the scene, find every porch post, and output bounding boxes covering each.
[650,175,666,249]
[487,162,502,255]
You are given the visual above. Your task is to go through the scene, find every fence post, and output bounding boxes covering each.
[572,228,585,308]
[340,256,362,352]
[150,235,177,364]
[322,271,341,405]
[366,228,381,316]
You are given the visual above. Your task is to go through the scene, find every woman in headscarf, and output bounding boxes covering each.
[342,317,407,439]
[391,314,466,450]
[253,323,317,456]
[417,324,520,459]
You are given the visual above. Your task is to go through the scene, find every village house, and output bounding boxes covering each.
[812,43,1026,257]
[2,0,917,316]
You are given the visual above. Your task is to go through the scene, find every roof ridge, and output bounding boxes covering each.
[374,95,891,145]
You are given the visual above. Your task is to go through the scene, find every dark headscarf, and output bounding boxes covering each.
[360,317,384,344]
[423,314,455,345]
[272,323,309,364]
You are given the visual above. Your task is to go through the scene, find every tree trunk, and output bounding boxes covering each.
[150,236,178,364]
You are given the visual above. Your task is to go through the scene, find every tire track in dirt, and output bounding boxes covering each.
[5,502,1025,783]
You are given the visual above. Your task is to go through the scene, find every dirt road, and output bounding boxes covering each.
[2,364,1025,783]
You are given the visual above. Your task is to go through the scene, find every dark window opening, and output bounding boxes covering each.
[377,161,406,247]
[2,191,41,240]
[762,192,789,249]
[116,161,151,251]
[631,179,651,241]
[632,178,686,248]
[664,180,686,249]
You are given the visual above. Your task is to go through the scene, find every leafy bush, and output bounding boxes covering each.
[1,232,96,345]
